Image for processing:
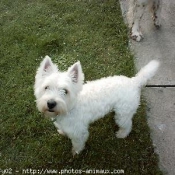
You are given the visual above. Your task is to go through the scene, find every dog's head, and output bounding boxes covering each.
[34,56,84,117]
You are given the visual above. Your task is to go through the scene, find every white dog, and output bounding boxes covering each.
[34,56,159,155]
[127,0,162,41]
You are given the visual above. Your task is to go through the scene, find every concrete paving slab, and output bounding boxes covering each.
[120,0,175,174]
[146,88,175,174]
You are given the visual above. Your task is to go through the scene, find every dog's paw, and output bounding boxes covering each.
[57,129,66,136]
[153,18,161,29]
[72,148,80,157]
[131,31,144,42]
[116,130,128,139]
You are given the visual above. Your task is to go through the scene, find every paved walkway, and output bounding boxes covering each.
[120,0,175,174]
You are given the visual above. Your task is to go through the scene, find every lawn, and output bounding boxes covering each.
[0,0,162,174]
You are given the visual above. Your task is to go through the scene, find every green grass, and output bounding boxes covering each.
[0,0,162,174]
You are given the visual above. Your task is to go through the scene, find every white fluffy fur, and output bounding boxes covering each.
[127,0,162,41]
[34,56,159,155]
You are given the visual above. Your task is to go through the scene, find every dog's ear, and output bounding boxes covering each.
[37,55,58,76]
[68,61,84,84]
[35,56,58,96]
[43,55,53,71]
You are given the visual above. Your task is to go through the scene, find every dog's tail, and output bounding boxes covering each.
[134,60,159,87]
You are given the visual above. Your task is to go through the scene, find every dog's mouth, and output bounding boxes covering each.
[43,109,58,118]
[48,109,55,112]
[42,108,56,115]
[42,104,67,117]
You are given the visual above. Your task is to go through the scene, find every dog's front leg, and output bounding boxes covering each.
[53,121,66,136]
[70,131,89,156]
[152,0,162,28]
[130,0,147,41]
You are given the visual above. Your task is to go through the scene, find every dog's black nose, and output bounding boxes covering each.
[47,100,57,109]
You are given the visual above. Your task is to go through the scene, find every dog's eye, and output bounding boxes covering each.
[63,89,68,95]
[45,86,49,90]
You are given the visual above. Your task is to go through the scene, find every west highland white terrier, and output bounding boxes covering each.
[34,56,159,155]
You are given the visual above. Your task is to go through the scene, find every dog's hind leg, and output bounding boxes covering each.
[114,112,134,138]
